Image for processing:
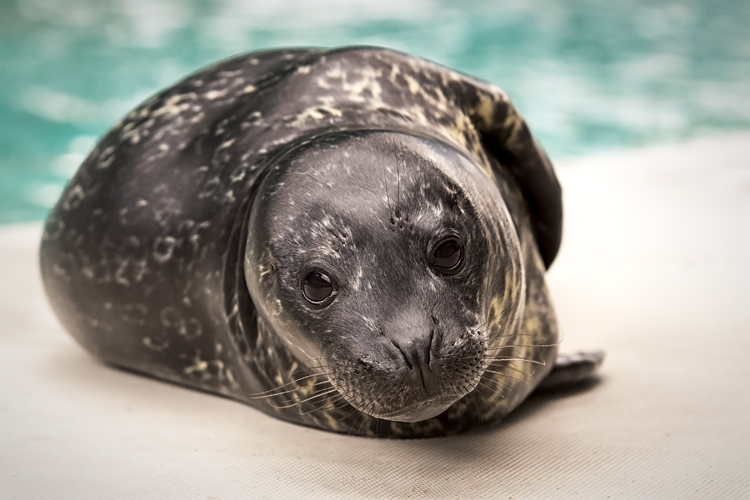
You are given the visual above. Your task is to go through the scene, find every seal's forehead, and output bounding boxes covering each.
[262,131,479,219]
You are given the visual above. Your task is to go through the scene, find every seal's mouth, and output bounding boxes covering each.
[327,332,488,422]
[330,369,480,423]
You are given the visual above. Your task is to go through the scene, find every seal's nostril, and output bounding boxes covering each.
[391,335,436,379]
[392,340,413,370]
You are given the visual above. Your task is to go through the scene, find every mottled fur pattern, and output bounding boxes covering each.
[41,47,566,438]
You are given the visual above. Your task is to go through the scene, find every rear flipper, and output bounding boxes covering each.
[535,350,605,391]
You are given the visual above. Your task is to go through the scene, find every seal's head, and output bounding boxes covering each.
[245,130,525,422]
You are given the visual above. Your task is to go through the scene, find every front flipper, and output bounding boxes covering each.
[535,351,605,391]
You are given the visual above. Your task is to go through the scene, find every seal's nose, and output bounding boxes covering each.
[392,332,432,370]
[381,307,443,397]
[391,334,441,398]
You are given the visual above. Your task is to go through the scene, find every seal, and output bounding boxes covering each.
[40,47,604,438]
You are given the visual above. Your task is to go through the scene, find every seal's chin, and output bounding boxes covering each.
[341,393,461,423]
[379,397,456,423]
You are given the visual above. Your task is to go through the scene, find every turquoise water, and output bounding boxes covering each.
[1,0,749,223]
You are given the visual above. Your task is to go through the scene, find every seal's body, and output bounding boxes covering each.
[40,47,602,438]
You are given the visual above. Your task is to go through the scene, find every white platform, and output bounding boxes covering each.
[1,133,748,499]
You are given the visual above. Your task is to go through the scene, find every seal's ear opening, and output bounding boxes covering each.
[466,90,563,269]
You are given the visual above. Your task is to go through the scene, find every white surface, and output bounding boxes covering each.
[1,134,749,499]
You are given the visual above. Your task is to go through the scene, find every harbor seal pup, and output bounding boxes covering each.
[40,47,604,438]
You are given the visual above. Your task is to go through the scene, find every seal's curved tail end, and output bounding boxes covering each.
[535,350,606,392]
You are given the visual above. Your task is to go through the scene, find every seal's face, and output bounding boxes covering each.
[246,131,523,422]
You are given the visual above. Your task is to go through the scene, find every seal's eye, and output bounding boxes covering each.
[302,270,336,304]
[429,238,463,275]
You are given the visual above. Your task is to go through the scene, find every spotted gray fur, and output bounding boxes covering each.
[40,47,603,438]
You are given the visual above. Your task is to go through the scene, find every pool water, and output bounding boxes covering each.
[1,0,749,223]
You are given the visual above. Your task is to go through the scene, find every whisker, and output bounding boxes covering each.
[299,393,346,415]
[482,363,535,384]
[481,376,514,395]
[484,356,546,366]
[485,340,561,350]
[269,388,340,409]
[336,401,362,422]
[250,370,329,390]
[356,401,376,436]
[322,396,352,414]
[465,387,482,420]
[246,378,332,400]
[384,161,392,214]
[481,368,533,383]
[484,361,534,379]
[396,159,401,216]
[473,379,505,400]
